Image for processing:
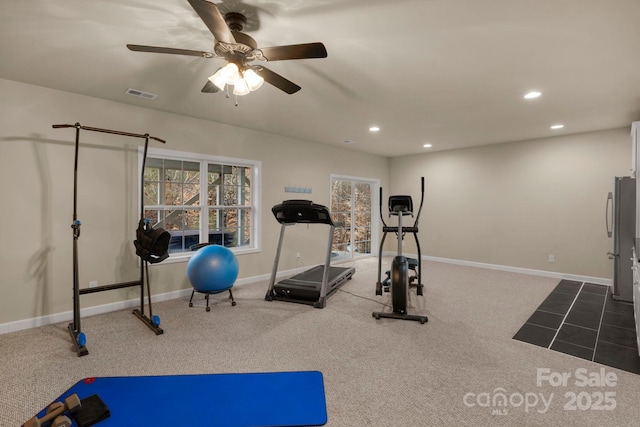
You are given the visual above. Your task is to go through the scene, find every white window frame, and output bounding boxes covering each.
[139,146,261,262]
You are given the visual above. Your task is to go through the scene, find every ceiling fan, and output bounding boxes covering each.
[126,0,327,96]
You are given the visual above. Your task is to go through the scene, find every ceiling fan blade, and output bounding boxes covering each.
[254,66,301,94]
[259,43,327,61]
[127,44,215,58]
[187,0,235,44]
[201,80,220,93]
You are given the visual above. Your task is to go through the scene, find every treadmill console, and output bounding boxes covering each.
[272,200,334,225]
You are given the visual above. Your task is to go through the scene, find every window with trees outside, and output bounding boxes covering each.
[141,148,260,258]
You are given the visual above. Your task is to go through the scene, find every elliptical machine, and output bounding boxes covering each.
[373,177,428,324]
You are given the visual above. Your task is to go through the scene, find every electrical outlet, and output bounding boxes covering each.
[89,280,98,288]
[548,255,555,263]
[295,252,301,259]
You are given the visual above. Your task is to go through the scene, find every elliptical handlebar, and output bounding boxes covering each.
[379,186,388,228]
[413,177,425,228]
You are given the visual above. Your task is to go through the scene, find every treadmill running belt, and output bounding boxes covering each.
[282,266,348,285]
[274,265,354,302]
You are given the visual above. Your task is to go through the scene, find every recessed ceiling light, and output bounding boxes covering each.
[369,126,380,132]
[423,143,432,148]
[550,124,564,130]
[524,91,541,99]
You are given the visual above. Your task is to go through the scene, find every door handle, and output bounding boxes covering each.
[606,191,613,238]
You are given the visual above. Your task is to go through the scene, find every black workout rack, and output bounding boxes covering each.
[53,123,167,357]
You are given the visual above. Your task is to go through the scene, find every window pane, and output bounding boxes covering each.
[224,208,238,228]
[164,182,182,205]
[241,186,252,206]
[223,185,238,205]
[184,209,200,231]
[163,209,183,231]
[208,184,220,206]
[334,228,350,246]
[208,208,237,247]
[184,169,199,183]
[164,164,183,183]
[209,209,220,229]
[355,183,371,209]
[208,164,222,184]
[223,167,236,185]
[332,180,352,212]
[239,227,250,247]
[183,183,200,206]
[225,227,238,247]
[356,240,371,253]
[144,182,159,206]
[332,212,350,228]
[144,167,160,181]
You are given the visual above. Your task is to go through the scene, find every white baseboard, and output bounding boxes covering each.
[0,258,610,336]
[0,268,301,336]
[381,251,611,286]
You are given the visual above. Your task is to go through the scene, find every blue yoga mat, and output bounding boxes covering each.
[34,371,327,427]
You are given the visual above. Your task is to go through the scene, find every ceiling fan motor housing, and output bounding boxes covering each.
[214,31,260,64]
[224,12,247,32]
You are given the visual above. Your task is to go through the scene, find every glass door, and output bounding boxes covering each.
[330,176,377,260]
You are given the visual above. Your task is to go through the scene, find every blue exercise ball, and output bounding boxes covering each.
[187,244,239,293]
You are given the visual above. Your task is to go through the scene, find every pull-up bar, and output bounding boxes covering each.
[52,123,166,143]
[52,122,167,357]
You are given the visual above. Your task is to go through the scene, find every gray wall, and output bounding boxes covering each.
[0,77,633,328]
[388,129,632,278]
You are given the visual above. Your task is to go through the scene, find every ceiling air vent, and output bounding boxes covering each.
[125,88,158,100]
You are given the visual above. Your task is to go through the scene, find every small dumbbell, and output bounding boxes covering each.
[52,415,72,427]
[22,394,81,427]
[46,401,64,416]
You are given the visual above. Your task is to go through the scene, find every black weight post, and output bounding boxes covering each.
[66,123,88,356]
[131,135,163,335]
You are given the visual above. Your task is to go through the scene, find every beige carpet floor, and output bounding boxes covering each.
[1,257,639,426]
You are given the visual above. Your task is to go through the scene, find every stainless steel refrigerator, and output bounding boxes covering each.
[606,176,636,302]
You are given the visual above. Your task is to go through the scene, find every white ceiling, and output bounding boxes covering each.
[1,0,639,157]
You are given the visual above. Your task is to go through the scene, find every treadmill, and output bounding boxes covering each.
[265,200,356,308]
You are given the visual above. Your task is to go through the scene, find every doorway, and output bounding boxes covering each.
[330,175,378,261]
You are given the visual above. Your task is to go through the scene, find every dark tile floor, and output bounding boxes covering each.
[513,279,640,374]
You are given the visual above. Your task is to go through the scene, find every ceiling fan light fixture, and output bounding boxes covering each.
[244,68,264,91]
[233,77,251,96]
[209,63,239,91]
[208,68,228,91]
[224,63,241,84]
